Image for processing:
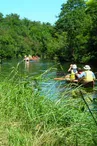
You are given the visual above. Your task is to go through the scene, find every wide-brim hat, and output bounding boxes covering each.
[72,64,77,69]
[83,65,91,70]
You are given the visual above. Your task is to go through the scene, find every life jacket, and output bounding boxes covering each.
[73,69,78,74]
[83,71,93,82]
[70,70,75,80]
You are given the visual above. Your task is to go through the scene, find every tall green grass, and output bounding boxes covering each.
[0,65,97,146]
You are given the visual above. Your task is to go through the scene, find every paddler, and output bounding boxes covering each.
[68,64,78,73]
[76,65,96,89]
[68,64,78,81]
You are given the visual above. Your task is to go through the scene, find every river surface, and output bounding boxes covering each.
[0,58,97,99]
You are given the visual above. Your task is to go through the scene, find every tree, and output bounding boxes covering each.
[55,0,92,62]
[85,0,97,63]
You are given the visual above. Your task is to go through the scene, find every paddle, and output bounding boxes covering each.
[54,74,70,81]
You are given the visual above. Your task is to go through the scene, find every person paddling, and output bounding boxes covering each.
[24,55,29,62]
[67,64,78,81]
[68,64,78,73]
[76,65,96,89]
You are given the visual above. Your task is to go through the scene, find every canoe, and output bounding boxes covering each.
[24,56,40,62]
[54,77,66,81]
[54,74,78,83]
[54,77,78,83]
[29,56,40,61]
[54,74,96,89]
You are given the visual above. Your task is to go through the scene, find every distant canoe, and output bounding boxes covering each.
[29,58,40,61]
[24,56,40,62]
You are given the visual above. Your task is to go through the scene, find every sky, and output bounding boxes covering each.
[0,0,67,25]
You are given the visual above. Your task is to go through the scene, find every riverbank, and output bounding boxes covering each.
[0,68,97,145]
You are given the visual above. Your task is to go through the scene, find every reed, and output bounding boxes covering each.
[0,66,97,146]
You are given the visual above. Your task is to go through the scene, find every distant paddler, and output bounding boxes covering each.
[24,55,29,62]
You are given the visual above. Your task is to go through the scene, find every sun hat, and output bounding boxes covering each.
[83,65,91,70]
[72,64,77,69]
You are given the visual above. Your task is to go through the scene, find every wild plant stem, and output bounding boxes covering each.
[80,90,97,126]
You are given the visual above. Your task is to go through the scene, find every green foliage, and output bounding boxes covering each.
[55,0,97,62]
[46,32,68,60]
[0,0,97,63]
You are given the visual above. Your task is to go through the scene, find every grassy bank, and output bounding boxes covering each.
[0,68,97,146]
